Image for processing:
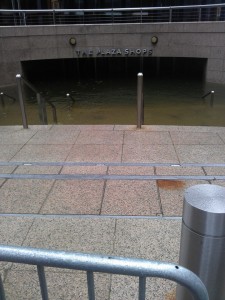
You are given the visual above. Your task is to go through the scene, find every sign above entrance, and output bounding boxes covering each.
[74,48,153,57]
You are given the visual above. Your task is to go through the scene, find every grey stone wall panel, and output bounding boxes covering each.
[1,22,225,86]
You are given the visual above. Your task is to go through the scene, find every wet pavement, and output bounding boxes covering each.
[0,124,225,299]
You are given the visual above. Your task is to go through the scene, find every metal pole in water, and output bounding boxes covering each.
[0,93,5,108]
[176,184,225,300]
[16,74,28,129]
[210,90,214,107]
[37,93,48,125]
[137,73,143,129]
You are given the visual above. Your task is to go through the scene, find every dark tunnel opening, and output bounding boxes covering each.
[22,57,207,83]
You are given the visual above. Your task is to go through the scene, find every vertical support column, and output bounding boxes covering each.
[16,74,28,129]
[137,73,144,129]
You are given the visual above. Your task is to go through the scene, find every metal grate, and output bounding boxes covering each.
[0,244,208,300]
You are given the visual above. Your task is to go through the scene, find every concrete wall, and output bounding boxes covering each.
[0,22,225,86]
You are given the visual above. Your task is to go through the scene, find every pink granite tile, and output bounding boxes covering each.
[156,166,204,176]
[78,125,114,131]
[0,179,54,213]
[101,180,160,215]
[175,145,225,163]
[158,180,207,216]
[27,128,80,145]
[170,131,223,145]
[61,165,107,174]
[122,144,179,163]
[41,180,104,214]
[203,167,225,176]
[108,166,154,175]
[75,130,123,145]
[124,131,172,145]
[11,145,72,162]
[66,144,122,162]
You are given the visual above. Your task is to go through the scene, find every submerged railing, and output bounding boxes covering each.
[0,4,225,26]
[0,244,209,300]
[16,74,57,128]
[0,92,16,108]
[202,90,215,107]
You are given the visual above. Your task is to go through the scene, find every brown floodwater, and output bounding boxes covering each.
[1,78,225,126]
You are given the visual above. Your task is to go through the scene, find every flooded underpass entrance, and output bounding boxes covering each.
[1,56,225,126]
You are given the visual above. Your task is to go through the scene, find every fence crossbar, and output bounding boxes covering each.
[0,245,208,300]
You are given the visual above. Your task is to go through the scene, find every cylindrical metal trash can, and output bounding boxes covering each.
[176,184,225,300]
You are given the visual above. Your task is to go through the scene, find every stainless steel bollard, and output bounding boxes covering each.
[16,74,28,129]
[177,184,225,300]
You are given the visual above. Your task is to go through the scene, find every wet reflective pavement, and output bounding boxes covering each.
[0,124,224,299]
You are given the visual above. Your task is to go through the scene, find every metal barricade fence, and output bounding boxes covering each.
[0,245,208,300]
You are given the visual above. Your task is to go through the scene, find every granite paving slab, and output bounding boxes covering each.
[66,144,122,162]
[4,270,111,300]
[0,179,5,186]
[175,145,225,163]
[77,125,114,131]
[158,180,209,216]
[203,166,225,175]
[108,166,154,175]
[155,166,205,176]
[10,144,73,162]
[61,165,107,174]
[0,216,34,273]
[170,131,224,145]
[22,217,116,253]
[101,180,160,216]
[14,165,62,174]
[113,218,181,261]
[40,180,105,214]
[124,131,172,145]
[0,144,23,161]
[114,125,137,131]
[0,129,37,144]
[0,179,54,214]
[0,166,16,174]
[110,276,176,300]
[217,132,225,143]
[27,128,80,144]
[122,144,179,163]
[75,130,123,144]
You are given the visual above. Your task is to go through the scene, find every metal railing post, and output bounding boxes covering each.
[210,90,214,107]
[177,184,225,300]
[0,274,6,300]
[0,93,5,108]
[53,9,56,25]
[37,93,48,125]
[198,7,202,21]
[137,73,144,129]
[169,7,172,22]
[16,74,28,129]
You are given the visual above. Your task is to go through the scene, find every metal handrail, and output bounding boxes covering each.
[0,244,209,300]
[16,74,57,127]
[202,90,215,107]
[0,4,224,26]
[0,92,16,108]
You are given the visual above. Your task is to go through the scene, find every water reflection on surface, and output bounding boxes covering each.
[1,78,225,126]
